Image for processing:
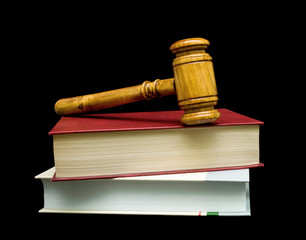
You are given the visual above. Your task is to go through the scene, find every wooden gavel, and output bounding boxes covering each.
[55,37,221,125]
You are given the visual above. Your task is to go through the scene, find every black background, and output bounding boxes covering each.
[12,3,285,237]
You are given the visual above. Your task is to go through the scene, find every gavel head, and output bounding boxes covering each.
[170,38,221,125]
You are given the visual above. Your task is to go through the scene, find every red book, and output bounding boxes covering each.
[50,109,264,181]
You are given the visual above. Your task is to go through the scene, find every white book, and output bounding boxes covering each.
[36,167,251,216]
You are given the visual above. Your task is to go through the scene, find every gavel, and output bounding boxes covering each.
[55,37,221,125]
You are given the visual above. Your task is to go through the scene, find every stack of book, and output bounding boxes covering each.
[36,108,264,216]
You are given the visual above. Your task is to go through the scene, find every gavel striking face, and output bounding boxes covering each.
[55,37,221,125]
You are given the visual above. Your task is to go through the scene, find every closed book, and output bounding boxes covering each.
[36,167,251,216]
[49,109,264,180]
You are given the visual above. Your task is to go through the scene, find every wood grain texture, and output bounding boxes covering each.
[54,37,220,125]
[170,38,220,125]
[55,78,175,115]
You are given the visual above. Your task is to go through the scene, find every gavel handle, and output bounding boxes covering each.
[54,78,176,115]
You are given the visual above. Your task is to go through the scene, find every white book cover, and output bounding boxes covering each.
[36,167,250,216]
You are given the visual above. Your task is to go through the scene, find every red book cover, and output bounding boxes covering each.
[49,108,264,135]
[50,109,264,181]
[52,164,264,182]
